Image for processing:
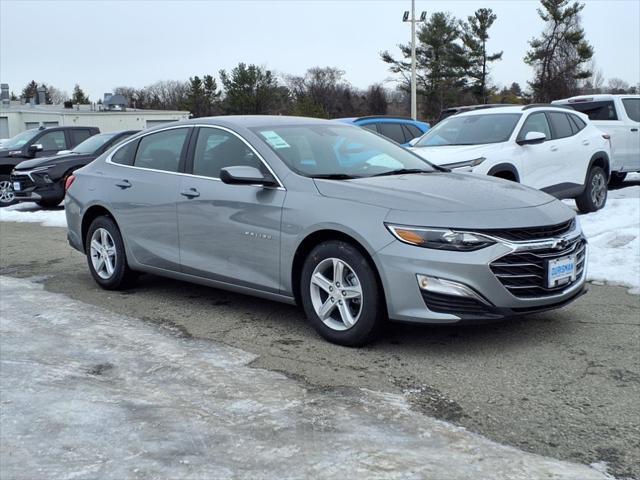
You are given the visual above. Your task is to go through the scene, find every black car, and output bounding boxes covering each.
[0,126,100,206]
[10,130,138,208]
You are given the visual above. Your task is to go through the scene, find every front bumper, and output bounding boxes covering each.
[375,226,588,324]
[10,172,64,203]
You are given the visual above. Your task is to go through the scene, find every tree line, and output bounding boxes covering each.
[11,0,638,122]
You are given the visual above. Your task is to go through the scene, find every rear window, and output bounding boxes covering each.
[70,129,93,147]
[405,124,423,139]
[566,101,618,121]
[548,112,574,139]
[377,123,407,144]
[111,140,138,166]
[622,98,640,122]
[568,114,587,133]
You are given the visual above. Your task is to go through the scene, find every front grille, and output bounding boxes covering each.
[421,290,493,317]
[10,174,35,189]
[490,238,586,299]
[477,219,575,242]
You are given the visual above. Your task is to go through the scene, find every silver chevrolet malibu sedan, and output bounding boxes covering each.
[65,116,587,346]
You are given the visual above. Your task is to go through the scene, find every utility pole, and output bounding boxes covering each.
[403,2,426,120]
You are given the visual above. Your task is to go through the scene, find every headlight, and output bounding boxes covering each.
[31,165,56,184]
[442,157,486,169]
[386,224,496,251]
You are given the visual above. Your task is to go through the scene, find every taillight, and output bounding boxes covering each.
[65,174,76,192]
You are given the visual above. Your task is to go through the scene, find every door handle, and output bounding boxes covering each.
[582,140,590,145]
[180,187,200,199]
[115,179,131,189]
[632,128,638,132]
[549,145,558,152]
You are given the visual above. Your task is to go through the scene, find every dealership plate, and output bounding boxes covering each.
[547,255,576,288]
[12,182,20,191]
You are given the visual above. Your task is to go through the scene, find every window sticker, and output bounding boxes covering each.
[260,130,291,149]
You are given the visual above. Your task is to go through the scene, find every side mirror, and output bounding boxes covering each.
[220,166,277,187]
[28,143,44,153]
[408,137,420,147]
[517,131,546,145]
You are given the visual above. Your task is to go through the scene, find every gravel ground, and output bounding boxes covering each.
[1,221,639,478]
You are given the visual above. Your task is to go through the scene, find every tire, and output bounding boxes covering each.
[85,216,137,290]
[609,172,627,186]
[300,240,385,347]
[0,175,17,207]
[36,196,64,208]
[575,166,608,213]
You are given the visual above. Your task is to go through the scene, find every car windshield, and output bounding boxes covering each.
[251,124,435,178]
[71,133,120,154]
[2,129,39,149]
[414,113,522,147]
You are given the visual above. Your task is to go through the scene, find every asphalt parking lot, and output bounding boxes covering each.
[1,220,639,478]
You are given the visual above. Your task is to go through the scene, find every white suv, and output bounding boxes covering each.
[408,105,612,213]
[552,94,639,184]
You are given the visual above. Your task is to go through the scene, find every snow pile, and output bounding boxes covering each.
[569,186,640,294]
[0,202,67,228]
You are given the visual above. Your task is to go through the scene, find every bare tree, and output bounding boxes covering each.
[607,78,630,94]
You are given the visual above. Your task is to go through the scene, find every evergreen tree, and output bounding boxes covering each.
[71,84,90,104]
[460,8,503,104]
[186,76,206,117]
[21,80,39,102]
[382,12,467,119]
[525,0,593,102]
[202,75,221,116]
[219,63,285,115]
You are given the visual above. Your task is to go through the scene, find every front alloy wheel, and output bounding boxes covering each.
[310,257,363,331]
[0,178,16,206]
[301,240,384,347]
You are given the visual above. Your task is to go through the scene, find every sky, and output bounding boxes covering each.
[1,0,639,101]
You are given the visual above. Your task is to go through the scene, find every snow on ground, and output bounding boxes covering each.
[576,186,639,294]
[0,276,616,480]
[1,181,639,293]
[0,201,67,227]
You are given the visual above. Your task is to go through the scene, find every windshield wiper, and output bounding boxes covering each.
[372,168,431,177]
[311,174,359,180]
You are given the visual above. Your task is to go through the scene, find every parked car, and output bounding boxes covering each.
[335,116,430,145]
[66,116,586,346]
[552,94,639,184]
[436,104,505,123]
[408,104,611,213]
[0,126,100,206]
[10,130,138,208]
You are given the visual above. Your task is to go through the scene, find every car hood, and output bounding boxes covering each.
[409,143,502,166]
[314,172,574,229]
[13,153,91,170]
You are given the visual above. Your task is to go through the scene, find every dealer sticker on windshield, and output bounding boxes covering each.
[260,130,291,149]
[547,255,576,288]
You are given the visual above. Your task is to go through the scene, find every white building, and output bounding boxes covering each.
[0,85,190,139]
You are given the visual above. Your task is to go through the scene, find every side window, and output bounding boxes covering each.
[134,128,189,173]
[568,101,618,120]
[111,140,139,166]
[405,124,423,139]
[192,128,260,178]
[70,129,92,146]
[622,98,640,122]
[548,112,574,139]
[36,131,67,150]
[377,123,407,143]
[567,114,586,134]
[518,112,551,141]
[361,123,378,133]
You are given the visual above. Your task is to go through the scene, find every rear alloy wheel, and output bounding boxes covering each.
[301,240,384,346]
[0,176,16,207]
[85,216,137,290]
[576,166,608,213]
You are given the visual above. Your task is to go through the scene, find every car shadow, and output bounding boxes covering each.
[609,178,640,191]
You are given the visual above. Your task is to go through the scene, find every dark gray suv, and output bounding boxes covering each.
[65,116,587,346]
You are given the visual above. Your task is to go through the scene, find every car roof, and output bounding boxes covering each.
[184,115,334,128]
[553,94,639,103]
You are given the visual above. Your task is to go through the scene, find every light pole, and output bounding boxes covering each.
[403,1,426,120]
